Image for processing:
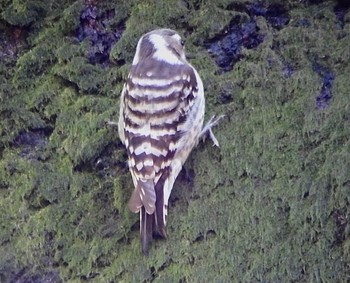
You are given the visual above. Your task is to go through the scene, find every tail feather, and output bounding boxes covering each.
[153,206,167,239]
[139,169,170,254]
[129,180,156,214]
[153,188,166,238]
[140,207,153,255]
[153,168,169,238]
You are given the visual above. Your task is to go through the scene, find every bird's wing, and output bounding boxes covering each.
[122,61,202,216]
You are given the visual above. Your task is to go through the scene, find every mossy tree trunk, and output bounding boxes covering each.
[0,0,349,282]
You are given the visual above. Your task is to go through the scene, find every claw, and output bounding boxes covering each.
[200,115,225,147]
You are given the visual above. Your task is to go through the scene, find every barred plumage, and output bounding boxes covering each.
[118,28,221,254]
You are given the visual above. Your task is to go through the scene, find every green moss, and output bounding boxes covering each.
[1,0,49,26]
[1,0,349,282]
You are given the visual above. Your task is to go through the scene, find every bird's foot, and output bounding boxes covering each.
[200,115,225,147]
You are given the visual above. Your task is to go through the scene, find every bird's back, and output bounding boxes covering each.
[118,28,205,254]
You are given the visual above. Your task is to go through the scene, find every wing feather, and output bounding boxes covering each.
[120,56,205,253]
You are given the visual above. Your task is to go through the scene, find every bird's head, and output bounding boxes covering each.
[132,28,187,65]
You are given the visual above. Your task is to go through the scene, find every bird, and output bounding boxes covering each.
[118,28,223,254]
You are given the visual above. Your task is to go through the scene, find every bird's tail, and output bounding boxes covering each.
[140,207,153,255]
[153,173,168,239]
[140,204,167,255]
[140,180,167,255]
[140,170,169,254]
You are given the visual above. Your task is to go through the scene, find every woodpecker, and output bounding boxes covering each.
[118,28,222,254]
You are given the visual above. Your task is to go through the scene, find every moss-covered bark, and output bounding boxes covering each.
[0,0,349,282]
